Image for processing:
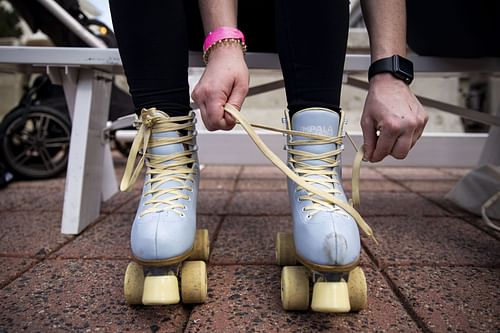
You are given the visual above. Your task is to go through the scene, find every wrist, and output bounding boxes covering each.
[203,26,246,63]
[369,72,407,85]
[207,42,246,61]
[371,50,407,63]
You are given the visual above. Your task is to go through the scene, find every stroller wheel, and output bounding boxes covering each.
[0,106,71,179]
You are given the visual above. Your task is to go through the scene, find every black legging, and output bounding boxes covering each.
[109,0,349,117]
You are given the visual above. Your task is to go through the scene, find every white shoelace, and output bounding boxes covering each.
[223,104,376,243]
[120,108,197,217]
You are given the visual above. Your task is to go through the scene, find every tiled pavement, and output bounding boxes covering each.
[0,155,499,332]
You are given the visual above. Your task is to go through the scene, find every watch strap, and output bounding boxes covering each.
[368,57,395,81]
[368,55,414,84]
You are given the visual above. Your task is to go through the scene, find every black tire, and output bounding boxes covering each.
[0,106,71,179]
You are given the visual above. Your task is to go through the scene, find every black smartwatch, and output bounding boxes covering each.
[368,55,414,84]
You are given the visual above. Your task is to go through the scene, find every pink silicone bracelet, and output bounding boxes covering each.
[203,26,245,52]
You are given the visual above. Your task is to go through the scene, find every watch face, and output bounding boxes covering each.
[393,55,414,84]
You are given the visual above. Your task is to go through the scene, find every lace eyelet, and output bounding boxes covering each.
[301,207,306,212]
[180,212,185,217]
[306,215,312,219]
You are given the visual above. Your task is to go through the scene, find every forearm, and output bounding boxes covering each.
[198,0,237,34]
[360,0,407,62]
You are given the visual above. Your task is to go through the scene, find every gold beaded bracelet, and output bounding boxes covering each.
[203,38,247,64]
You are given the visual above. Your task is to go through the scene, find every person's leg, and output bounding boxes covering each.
[274,1,368,313]
[110,1,208,306]
[274,0,349,115]
[109,0,190,116]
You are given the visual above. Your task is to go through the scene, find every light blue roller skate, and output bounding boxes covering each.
[276,108,368,313]
[120,108,209,306]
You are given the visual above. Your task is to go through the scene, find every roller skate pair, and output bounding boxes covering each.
[120,106,373,313]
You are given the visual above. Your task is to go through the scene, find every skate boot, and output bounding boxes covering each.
[276,108,367,313]
[120,108,209,306]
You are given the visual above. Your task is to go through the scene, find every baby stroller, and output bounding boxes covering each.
[0,0,134,181]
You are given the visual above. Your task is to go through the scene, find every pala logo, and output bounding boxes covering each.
[301,125,334,136]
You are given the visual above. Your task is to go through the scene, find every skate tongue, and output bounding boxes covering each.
[291,108,341,167]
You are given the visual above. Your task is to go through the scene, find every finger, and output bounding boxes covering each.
[227,80,248,110]
[411,125,424,149]
[371,126,399,162]
[360,116,377,162]
[226,82,248,129]
[207,100,232,131]
[223,111,236,129]
[410,111,428,148]
[197,101,215,131]
[391,131,413,159]
[223,103,238,129]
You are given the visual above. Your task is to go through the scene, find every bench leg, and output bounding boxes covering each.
[61,69,114,234]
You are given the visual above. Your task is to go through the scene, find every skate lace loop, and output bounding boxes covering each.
[120,108,197,217]
[223,104,376,243]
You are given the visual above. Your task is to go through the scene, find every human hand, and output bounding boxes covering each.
[361,73,428,162]
[192,46,249,131]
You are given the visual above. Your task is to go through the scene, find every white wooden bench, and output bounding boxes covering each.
[0,46,499,234]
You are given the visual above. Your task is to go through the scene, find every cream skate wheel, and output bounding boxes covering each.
[275,232,296,266]
[348,267,368,311]
[142,275,180,305]
[124,262,144,305]
[281,266,309,311]
[311,281,350,313]
[190,229,210,261]
[181,261,207,304]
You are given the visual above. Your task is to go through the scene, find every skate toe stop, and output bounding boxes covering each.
[142,275,180,305]
[311,281,350,313]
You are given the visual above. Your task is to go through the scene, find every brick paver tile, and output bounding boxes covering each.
[21,185,139,214]
[400,180,457,193]
[358,192,448,217]
[235,179,287,191]
[54,214,221,260]
[419,193,476,218]
[198,191,233,215]
[185,265,420,332]
[362,216,500,268]
[344,180,406,192]
[8,176,66,190]
[376,167,453,180]
[101,191,139,213]
[0,211,73,257]
[438,168,471,179]
[0,257,37,288]
[240,166,286,180]
[343,167,385,180]
[226,191,290,216]
[210,216,373,267]
[199,178,236,191]
[201,165,241,179]
[0,259,189,332]
[0,187,62,212]
[210,216,290,264]
[464,217,500,239]
[386,266,499,333]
